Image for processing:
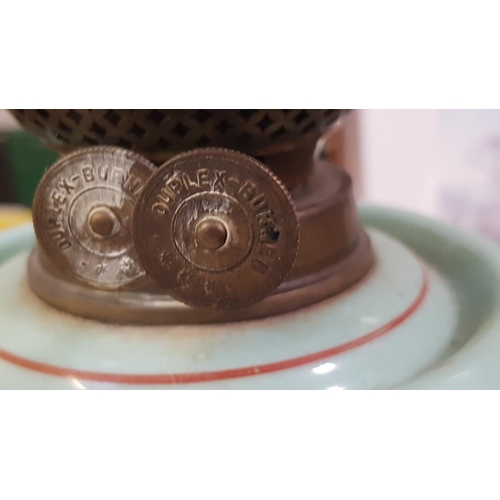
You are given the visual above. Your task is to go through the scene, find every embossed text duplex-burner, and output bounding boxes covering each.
[133,148,299,310]
[32,147,155,290]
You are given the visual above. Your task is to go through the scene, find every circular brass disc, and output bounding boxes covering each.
[133,148,299,310]
[32,146,155,290]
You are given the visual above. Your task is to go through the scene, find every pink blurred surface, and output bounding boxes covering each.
[357,110,500,244]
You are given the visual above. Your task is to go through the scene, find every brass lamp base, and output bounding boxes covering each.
[27,232,372,324]
[26,161,374,324]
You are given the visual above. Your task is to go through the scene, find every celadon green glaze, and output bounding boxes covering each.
[1,205,500,389]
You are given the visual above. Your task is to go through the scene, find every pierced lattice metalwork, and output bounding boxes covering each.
[10,109,341,163]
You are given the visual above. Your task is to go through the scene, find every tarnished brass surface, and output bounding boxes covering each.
[20,109,374,322]
[27,160,374,323]
[27,231,373,324]
[288,161,359,280]
[133,148,299,310]
[32,146,155,290]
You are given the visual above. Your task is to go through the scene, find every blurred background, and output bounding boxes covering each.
[2,109,500,244]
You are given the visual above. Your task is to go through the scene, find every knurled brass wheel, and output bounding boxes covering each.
[132,148,299,310]
[32,146,155,290]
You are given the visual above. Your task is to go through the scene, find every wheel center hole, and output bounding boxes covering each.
[195,218,228,250]
[88,206,120,238]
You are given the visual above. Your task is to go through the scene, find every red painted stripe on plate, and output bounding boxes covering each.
[0,269,429,385]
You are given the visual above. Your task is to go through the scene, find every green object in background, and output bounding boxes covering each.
[4,131,59,207]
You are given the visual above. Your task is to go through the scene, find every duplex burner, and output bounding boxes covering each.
[15,110,374,323]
